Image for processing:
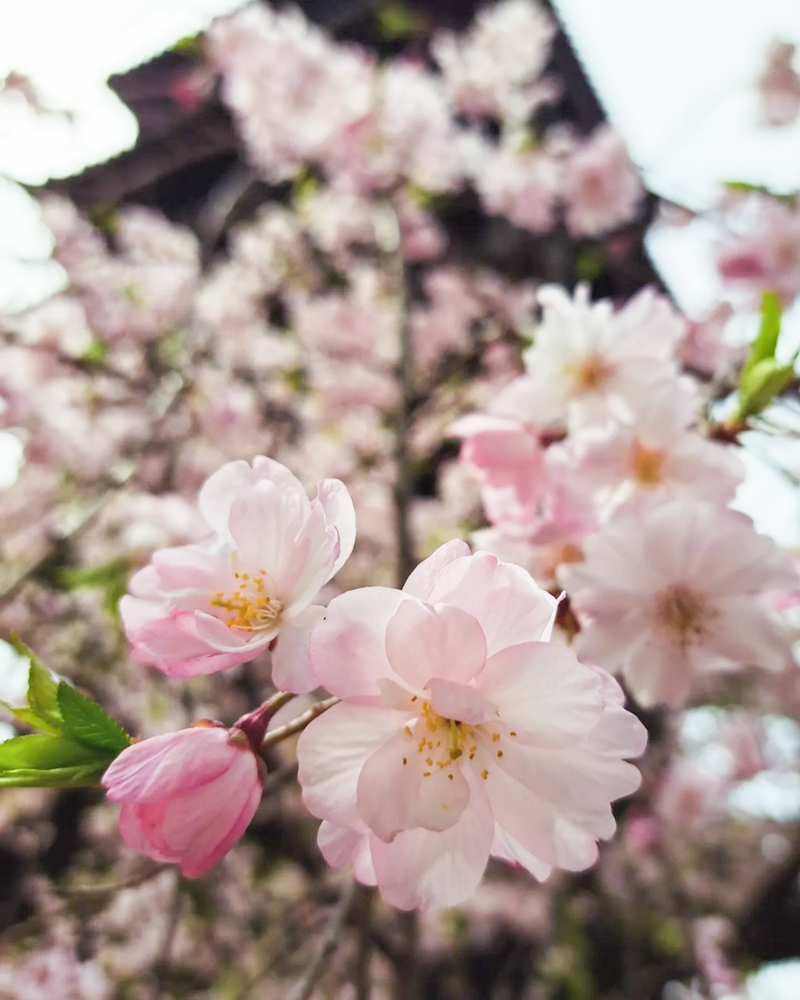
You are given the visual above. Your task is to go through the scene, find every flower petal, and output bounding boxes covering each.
[426,552,557,654]
[368,768,494,910]
[298,702,405,829]
[385,600,487,689]
[357,732,470,840]
[402,540,471,600]
[310,587,408,698]
[475,642,604,747]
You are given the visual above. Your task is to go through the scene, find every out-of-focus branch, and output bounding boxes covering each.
[289,879,359,1000]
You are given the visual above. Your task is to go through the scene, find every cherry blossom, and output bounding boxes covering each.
[547,378,744,517]
[432,0,556,122]
[102,720,265,878]
[297,541,646,909]
[561,501,796,708]
[120,457,355,691]
[491,284,686,432]
[561,126,644,237]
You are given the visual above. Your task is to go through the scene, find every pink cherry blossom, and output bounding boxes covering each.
[561,501,796,708]
[449,413,548,521]
[102,721,264,878]
[492,284,685,432]
[297,541,646,910]
[475,141,560,234]
[716,199,800,303]
[561,126,644,237]
[757,40,800,128]
[208,5,373,182]
[432,0,556,122]
[548,378,744,517]
[120,457,356,691]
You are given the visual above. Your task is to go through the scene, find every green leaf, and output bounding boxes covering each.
[8,636,63,735]
[737,357,796,421]
[741,290,782,383]
[376,3,426,40]
[56,682,131,754]
[0,763,110,788]
[0,734,105,769]
[0,735,113,788]
[55,558,131,591]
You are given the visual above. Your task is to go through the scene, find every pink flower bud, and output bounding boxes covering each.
[102,723,265,878]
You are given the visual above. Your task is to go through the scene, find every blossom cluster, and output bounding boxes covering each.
[101,458,646,910]
[455,283,796,709]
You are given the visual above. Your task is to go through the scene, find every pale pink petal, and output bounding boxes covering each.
[708,596,793,672]
[427,679,495,726]
[271,605,326,693]
[402,539,471,601]
[368,769,494,909]
[193,610,274,653]
[489,735,641,840]
[129,610,252,677]
[199,457,306,539]
[298,702,405,829]
[491,825,552,881]
[315,479,356,578]
[385,600,487,690]
[623,634,693,709]
[357,733,470,840]
[426,552,557,654]
[475,642,604,747]
[227,480,309,590]
[310,588,408,698]
[480,746,597,871]
[318,822,378,886]
[282,503,337,613]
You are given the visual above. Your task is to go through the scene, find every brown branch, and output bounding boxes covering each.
[288,879,359,1000]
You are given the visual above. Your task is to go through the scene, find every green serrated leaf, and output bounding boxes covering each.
[8,637,63,734]
[737,357,796,420]
[0,734,106,770]
[0,762,109,788]
[742,290,782,382]
[57,682,131,753]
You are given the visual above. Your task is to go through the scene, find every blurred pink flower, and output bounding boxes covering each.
[103,721,264,878]
[717,199,800,303]
[561,126,644,237]
[449,413,546,516]
[549,378,744,517]
[433,0,556,122]
[757,40,800,127]
[476,142,560,234]
[120,457,355,691]
[297,540,646,910]
[562,501,796,707]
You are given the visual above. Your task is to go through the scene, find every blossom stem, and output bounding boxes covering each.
[260,696,340,750]
[234,691,296,749]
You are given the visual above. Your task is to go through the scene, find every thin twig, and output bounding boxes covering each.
[289,879,358,1000]
[384,199,416,588]
[260,697,339,750]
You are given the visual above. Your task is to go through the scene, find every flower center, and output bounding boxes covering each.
[630,441,665,487]
[400,700,515,783]
[210,569,283,631]
[565,354,613,394]
[655,585,708,641]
